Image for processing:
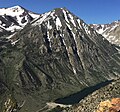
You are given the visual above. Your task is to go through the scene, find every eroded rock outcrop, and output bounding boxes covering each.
[97,98,120,112]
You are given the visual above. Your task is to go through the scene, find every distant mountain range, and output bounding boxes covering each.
[0,6,120,46]
[0,6,119,112]
[90,20,120,46]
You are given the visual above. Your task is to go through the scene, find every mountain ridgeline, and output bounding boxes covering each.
[90,20,120,46]
[0,6,39,37]
[0,7,120,112]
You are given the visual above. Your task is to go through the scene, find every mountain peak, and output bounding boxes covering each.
[32,7,78,28]
[9,5,24,9]
[53,7,68,11]
[0,5,40,34]
[53,7,72,15]
[0,5,25,16]
[9,5,27,12]
[0,5,22,10]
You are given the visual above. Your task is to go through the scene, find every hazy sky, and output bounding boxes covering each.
[0,0,120,24]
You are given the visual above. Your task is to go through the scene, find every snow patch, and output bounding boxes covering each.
[47,31,51,48]
[115,39,119,42]
[6,33,16,39]
[109,24,118,32]
[73,67,77,74]
[11,39,20,45]
[97,28,104,34]
[56,17,62,30]
[68,14,76,26]
[6,25,22,32]
[47,21,52,30]
[62,10,69,23]
[33,12,51,25]
[77,19,82,29]
[50,11,56,19]
[103,33,109,37]
[0,6,24,16]
[29,12,40,19]
[82,22,91,35]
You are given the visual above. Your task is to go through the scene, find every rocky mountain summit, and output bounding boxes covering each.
[0,5,39,37]
[90,20,120,46]
[0,6,120,112]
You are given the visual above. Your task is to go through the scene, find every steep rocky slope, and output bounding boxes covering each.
[90,20,120,46]
[65,78,120,112]
[0,7,120,112]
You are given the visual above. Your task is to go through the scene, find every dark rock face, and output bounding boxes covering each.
[0,15,20,28]
[0,8,120,112]
[0,27,12,37]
